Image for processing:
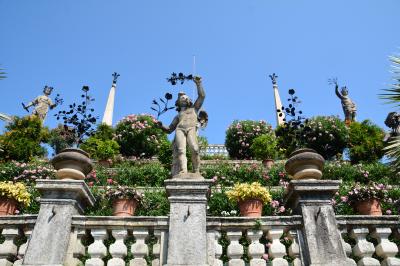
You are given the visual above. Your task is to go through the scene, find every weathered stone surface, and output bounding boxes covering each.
[22,180,95,266]
[164,177,212,266]
[285,179,355,266]
[51,148,93,180]
[285,148,324,180]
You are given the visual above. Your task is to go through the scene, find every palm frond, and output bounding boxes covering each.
[0,67,6,80]
[380,55,400,106]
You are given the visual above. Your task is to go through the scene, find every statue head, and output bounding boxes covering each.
[175,92,193,111]
[341,86,348,96]
[43,86,53,96]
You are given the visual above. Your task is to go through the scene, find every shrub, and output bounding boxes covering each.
[250,133,278,160]
[48,124,75,155]
[81,138,120,161]
[226,182,272,204]
[115,114,168,158]
[0,181,31,206]
[301,116,349,159]
[348,120,385,164]
[225,120,273,159]
[275,124,303,157]
[0,116,49,162]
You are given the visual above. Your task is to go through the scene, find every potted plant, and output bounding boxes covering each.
[0,181,31,215]
[105,185,142,216]
[250,133,278,169]
[226,182,272,217]
[51,86,98,179]
[348,182,390,216]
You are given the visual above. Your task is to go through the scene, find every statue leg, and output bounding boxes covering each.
[174,129,187,174]
[187,128,200,173]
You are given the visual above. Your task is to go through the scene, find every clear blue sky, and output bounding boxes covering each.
[1,1,399,144]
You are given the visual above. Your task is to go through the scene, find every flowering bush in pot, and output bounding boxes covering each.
[347,182,391,216]
[0,181,31,215]
[225,182,272,217]
[104,184,142,216]
[225,120,273,159]
[250,133,279,168]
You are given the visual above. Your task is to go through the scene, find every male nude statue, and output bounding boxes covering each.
[22,86,56,121]
[158,76,205,177]
[335,84,357,123]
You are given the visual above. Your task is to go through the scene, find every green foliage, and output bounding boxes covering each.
[322,161,397,185]
[115,114,168,158]
[157,139,173,169]
[136,189,169,216]
[303,116,349,160]
[250,133,278,160]
[48,124,75,155]
[81,138,120,161]
[0,67,6,80]
[0,116,49,162]
[92,161,169,187]
[275,124,304,157]
[348,120,385,164]
[225,120,273,159]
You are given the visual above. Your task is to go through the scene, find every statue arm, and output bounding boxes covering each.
[335,85,343,99]
[159,115,179,134]
[193,77,205,111]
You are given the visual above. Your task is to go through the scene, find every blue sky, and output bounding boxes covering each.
[1,1,399,144]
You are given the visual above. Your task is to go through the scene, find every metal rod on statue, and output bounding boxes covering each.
[192,55,196,99]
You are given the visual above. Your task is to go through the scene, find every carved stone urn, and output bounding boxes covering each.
[51,148,93,180]
[285,148,325,180]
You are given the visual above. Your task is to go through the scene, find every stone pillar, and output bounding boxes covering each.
[284,149,355,266]
[164,177,213,266]
[22,179,95,266]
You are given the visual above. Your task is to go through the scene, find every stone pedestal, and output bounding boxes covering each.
[23,179,95,266]
[285,180,355,266]
[164,177,213,266]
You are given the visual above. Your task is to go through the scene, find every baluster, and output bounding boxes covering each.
[207,231,223,266]
[227,230,244,266]
[214,231,223,266]
[350,228,380,266]
[108,229,128,266]
[267,228,288,266]
[86,229,108,266]
[287,230,301,266]
[13,227,32,266]
[65,228,87,266]
[130,228,148,266]
[371,227,400,265]
[0,228,19,266]
[247,230,265,266]
[152,230,163,266]
[338,228,353,259]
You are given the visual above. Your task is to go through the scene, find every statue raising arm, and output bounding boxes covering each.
[157,115,179,134]
[193,76,205,111]
[335,83,344,100]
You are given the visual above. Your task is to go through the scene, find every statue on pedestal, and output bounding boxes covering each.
[332,79,357,124]
[22,86,60,122]
[157,76,206,178]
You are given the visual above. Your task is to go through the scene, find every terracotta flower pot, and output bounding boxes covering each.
[0,198,18,215]
[262,159,274,169]
[285,148,325,180]
[112,198,138,217]
[51,148,93,180]
[354,198,382,216]
[238,199,263,217]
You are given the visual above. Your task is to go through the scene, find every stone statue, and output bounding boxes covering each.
[334,82,356,123]
[158,76,206,178]
[385,112,400,136]
[22,86,56,121]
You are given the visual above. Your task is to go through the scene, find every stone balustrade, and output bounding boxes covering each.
[201,144,229,156]
[206,216,303,266]
[337,215,400,266]
[0,215,36,266]
[65,216,169,266]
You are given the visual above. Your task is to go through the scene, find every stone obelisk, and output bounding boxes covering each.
[269,73,285,126]
[102,72,120,126]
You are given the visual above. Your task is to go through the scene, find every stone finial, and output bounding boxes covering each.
[112,72,120,84]
[285,148,325,180]
[269,73,278,85]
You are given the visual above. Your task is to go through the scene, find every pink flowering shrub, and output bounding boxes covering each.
[115,114,168,158]
[0,161,56,184]
[225,120,273,159]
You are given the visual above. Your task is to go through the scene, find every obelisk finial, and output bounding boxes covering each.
[112,72,120,84]
[269,73,285,127]
[269,73,278,85]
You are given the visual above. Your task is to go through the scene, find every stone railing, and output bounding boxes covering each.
[65,216,169,266]
[207,216,303,266]
[201,144,229,156]
[337,215,400,265]
[0,215,36,265]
